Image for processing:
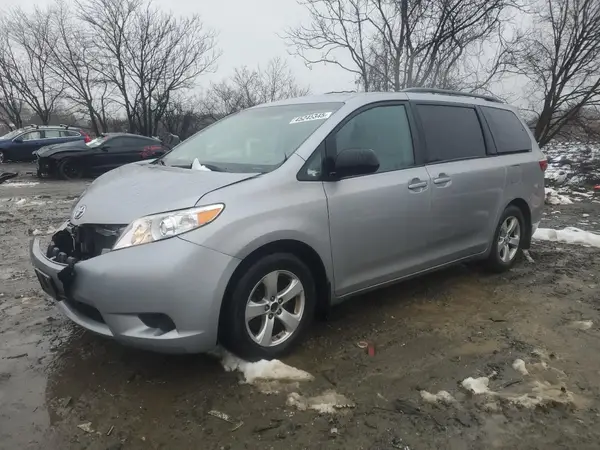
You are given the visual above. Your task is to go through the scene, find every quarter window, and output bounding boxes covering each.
[333,105,415,173]
[481,106,532,154]
[416,104,486,162]
[61,130,81,137]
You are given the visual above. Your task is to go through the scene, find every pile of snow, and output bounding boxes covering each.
[512,359,529,376]
[461,376,492,394]
[545,187,573,205]
[220,351,314,385]
[533,227,600,248]
[544,140,600,187]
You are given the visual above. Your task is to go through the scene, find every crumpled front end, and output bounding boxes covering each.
[30,223,240,354]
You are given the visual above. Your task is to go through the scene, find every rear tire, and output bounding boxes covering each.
[220,253,316,361]
[485,205,525,273]
[58,158,83,180]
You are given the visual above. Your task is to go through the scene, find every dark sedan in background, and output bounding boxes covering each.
[0,125,91,163]
[35,133,169,179]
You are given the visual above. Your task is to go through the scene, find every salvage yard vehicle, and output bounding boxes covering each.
[0,124,91,163]
[30,89,546,360]
[35,133,169,180]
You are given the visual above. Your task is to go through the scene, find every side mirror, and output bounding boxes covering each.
[13,137,23,143]
[332,148,379,179]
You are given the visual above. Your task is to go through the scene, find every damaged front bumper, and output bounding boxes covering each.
[30,234,240,354]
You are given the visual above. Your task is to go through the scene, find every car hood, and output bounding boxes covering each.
[36,141,86,157]
[70,162,259,225]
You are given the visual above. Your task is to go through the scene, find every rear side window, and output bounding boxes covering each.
[61,130,81,137]
[44,130,61,138]
[481,107,532,154]
[416,104,486,162]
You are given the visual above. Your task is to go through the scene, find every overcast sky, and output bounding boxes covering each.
[0,0,358,94]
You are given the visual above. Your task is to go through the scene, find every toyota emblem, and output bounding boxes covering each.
[73,205,86,220]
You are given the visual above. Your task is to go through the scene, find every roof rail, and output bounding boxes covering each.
[401,87,503,103]
[325,90,357,94]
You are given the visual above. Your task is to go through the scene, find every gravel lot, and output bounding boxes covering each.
[2,162,600,450]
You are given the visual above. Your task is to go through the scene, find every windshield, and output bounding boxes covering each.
[86,135,109,148]
[1,129,23,140]
[160,102,343,173]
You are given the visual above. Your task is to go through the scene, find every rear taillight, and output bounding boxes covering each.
[83,133,91,143]
[539,159,548,172]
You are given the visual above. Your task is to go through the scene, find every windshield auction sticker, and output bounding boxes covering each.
[289,112,333,124]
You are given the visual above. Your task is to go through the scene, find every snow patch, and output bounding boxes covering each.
[1,181,39,187]
[286,390,355,414]
[533,227,600,248]
[545,187,573,205]
[420,390,457,406]
[570,320,593,330]
[506,380,575,409]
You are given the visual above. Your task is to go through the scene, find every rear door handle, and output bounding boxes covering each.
[433,174,452,185]
[408,179,428,191]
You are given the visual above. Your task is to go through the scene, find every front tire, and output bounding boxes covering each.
[485,205,525,273]
[0,150,5,164]
[220,253,316,361]
[58,158,83,180]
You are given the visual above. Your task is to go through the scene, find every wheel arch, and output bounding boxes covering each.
[218,239,332,337]
[506,198,532,249]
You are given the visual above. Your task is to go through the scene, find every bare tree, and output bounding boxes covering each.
[45,0,112,134]
[0,8,64,124]
[78,0,220,136]
[161,95,214,140]
[285,0,373,91]
[204,58,309,117]
[509,0,600,147]
[285,0,514,92]
[0,75,25,129]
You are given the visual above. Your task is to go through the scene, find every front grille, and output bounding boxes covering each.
[65,298,105,324]
[69,223,126,259]
[48,223,126,262]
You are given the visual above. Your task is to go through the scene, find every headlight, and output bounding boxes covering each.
[113,203,224,250]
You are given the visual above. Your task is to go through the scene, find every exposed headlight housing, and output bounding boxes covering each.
[113,203,224,250]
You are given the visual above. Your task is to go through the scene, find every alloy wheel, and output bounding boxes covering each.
[498,216,521,263]
[245,270,305,347]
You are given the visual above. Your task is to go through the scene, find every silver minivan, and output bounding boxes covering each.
[30,89,546,360]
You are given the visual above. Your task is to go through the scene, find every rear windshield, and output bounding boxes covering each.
[159,102,343,173]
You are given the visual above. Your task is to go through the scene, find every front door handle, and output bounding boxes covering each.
[408,179,428,191]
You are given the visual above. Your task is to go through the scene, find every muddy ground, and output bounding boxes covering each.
[2,162,600,450]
